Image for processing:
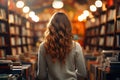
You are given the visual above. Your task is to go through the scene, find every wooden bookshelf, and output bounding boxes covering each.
[33,21,47,46]
[8,11,34,55]
[0,0,10,58]
[0,0,35,56]
[84,0,120,51]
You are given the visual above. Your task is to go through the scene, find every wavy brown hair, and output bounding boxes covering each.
[44,12,73,63]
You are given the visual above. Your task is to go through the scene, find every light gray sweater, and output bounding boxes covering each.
[37,41,87,80]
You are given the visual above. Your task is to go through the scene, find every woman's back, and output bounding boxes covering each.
[37,12,87,80]
[37,41,87,80]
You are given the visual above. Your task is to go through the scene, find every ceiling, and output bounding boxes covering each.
[13,0,97,21]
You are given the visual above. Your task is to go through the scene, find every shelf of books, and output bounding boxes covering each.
[8,11,34,55]
[115,1,120,50]
[0,0,9,58]
[33,21,47,46]
[85,16,100,50]
[8,10,22,55]
[84,0,119,51]
[25,19,34,52]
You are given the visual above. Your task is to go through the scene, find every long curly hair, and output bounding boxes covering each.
[44,12,73,64]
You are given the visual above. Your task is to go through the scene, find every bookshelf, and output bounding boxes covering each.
[85,16,100,50]
[8,11,34,55]
[0,0,35,57]
[84,0,120,51]
[115,1,120,50]
[0,0,9,58]
[8,10,23,55]
[33,21,47,46]
[24,19,34,52]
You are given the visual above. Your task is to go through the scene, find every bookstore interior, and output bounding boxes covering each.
[0,0,120,80]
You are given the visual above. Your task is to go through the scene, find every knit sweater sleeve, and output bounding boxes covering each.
[37,42,48,80]
[75,42,87,78]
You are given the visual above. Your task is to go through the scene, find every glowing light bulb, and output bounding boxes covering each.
[16,1,24,8]
[90,5,97,12]
[83,10,89,17]
[95,0,102,7]
[52,0,64,9]
[23,6,30,13]
[29,11,35,17]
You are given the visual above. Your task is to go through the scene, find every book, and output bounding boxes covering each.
[10,26,15,34]
[22,37,26,44]
[0,37,5,46]
[26,21,30,29]
[108,9,116,21]
[0,49,5,58]
[117,19,120,31]
[116,35,120,47]
[101,13,106,24]
[23,46,27,53]
[107,22,115,33]
[17,47,22,54]
[11,37,15,46]
[0,60,12,73]
[16,27,19,35]
[16,37,21,45]
[117,6,120,16]
[0,74,17,80]
[11,48,17,56]
[99,37,104,46]
[100,25,105,35]
[9,14,14,23]
[106,36,114,46]
[1,8,6,20]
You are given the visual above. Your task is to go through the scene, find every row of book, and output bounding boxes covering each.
[100,25,105,35]
[117,5,120,16]
[0,8,6,20]
[10,36,33,46]
[11,37,21,46]
[9,26,20,35]
[86,35,120,48]
[106,36,114,46]
[9,13,32,29]
[117,19,120,31]
[86,29,99,36]
[0,49,5,58]
[10,26,33,37]
[0,60,33,80]
[0,36,5,46]
[0,23,6,33]
[11,46,28,56]
[99,37,104,46]
[107,22,115,33]
[9,14,22,25]
[107,9,116,21]
[116,34,120,47]
[100,13,106,24]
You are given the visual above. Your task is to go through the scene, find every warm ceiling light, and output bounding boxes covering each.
[95,0,102,7]
[83,10,89,17]
[32,15,39,22]
[78,14,86,21]
[16,1,24,8]
[52,0,64,9]
[90,5,97,12]
[29,11,35,17]
[23,6,30,13]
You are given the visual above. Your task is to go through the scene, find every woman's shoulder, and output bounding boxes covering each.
[39,41,45,50]
[40,41,45,46]
[72,41,82,51]
[72,41,81,47]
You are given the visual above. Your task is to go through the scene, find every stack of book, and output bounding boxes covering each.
[0,74,17,80]
[0,60,12,74]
